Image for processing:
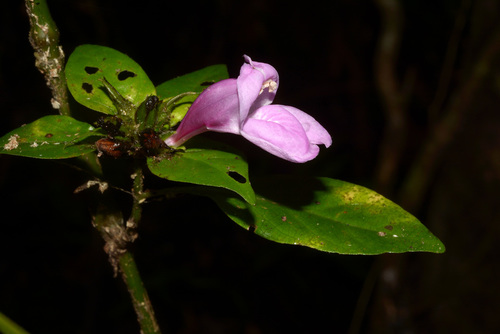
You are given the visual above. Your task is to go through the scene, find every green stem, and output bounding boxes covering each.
[118,252,161,334]
[124,164,162,333]
[25,0,70,115]
[128,162,145,230]
[93,199,161,334]
[0,312,30,334]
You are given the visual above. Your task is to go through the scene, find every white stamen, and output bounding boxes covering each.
[260,79,278,94]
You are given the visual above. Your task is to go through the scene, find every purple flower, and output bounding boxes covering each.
[165,56,332,163]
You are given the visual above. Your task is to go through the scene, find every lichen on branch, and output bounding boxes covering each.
[25,0,70,115]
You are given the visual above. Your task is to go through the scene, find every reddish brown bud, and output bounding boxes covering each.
[96,138,128,158]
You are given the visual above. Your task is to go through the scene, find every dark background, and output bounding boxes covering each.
[1,0,500,333]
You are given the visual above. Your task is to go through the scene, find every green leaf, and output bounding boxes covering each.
[65,44,156,115]
[147,138,255,205]
[156,64,229,99]
[0,115,103,159]
[0,311,29,334]
[209,176,445,255]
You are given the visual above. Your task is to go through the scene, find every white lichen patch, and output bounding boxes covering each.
[49,68,59,78]
[51,98,61,109]
[74,180,109,194]
[3,134,20,150]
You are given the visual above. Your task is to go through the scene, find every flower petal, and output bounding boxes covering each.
[240,105,322,163]
[237,56,279,120]
[165,78,239,147]
[277,105,332,147]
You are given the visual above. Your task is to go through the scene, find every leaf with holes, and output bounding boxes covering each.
[0,115,104,159]
[147,138,255,204]
[208,176,445,255]
[65,44,156,115]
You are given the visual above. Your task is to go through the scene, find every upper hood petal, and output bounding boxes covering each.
[237,55,279,120]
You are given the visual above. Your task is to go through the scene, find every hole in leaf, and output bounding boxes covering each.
[84,66,99,74]
[82,82,93,94]
[117,70,137,81]
[227,171,246,183]
[248,225,256,233]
